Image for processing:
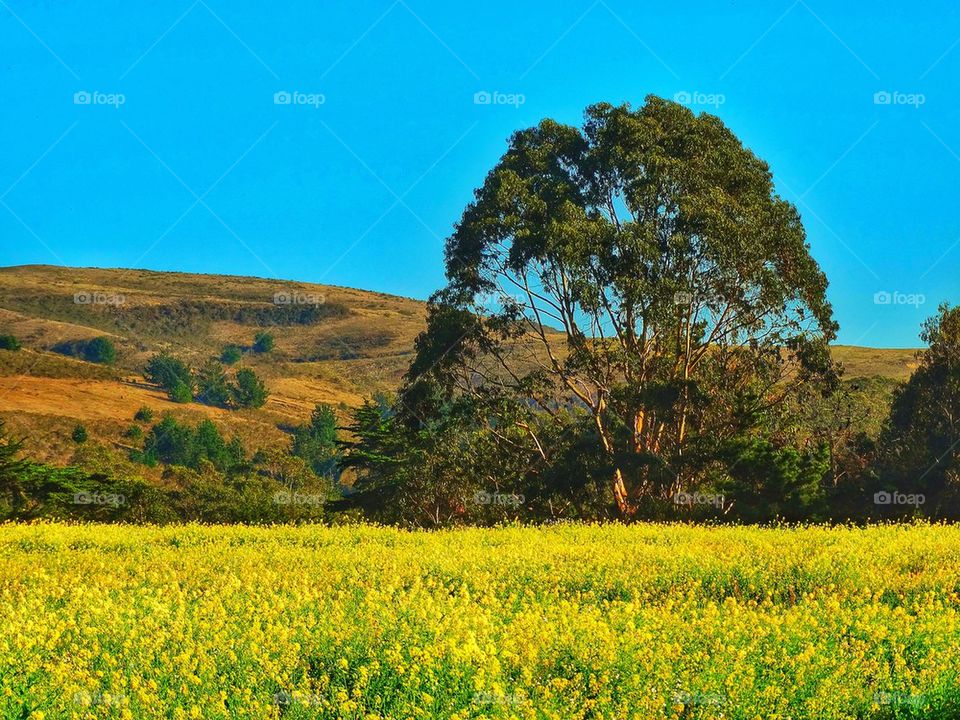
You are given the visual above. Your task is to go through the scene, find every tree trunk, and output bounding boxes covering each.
[612,467,632,518]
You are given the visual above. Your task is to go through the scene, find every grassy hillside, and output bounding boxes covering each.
[0,265,425,462]
[0,265,919,464]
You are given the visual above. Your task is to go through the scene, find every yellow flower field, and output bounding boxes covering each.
[1,522,959,719]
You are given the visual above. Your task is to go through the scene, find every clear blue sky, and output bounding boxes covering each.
[2,0,959,348]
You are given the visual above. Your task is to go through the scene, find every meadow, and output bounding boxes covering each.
[2,522,959,719]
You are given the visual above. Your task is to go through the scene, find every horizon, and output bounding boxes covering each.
[3,1,960,347]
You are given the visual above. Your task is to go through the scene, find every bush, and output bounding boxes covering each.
[141,416,244,472]
[82,336,116,365]
[170,381,193,404]
[292,404,341,478]
[0,335,21,351]
[71,424,88,444]
[196,360,231,407]
[134,406,154,423]
[220,345,243,365]
[253,332,275,353]
[145,353,194,401]
[125,425,143,440]
[231,368,269,408]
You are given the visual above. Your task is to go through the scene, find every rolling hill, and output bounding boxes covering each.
[0,265,920,465]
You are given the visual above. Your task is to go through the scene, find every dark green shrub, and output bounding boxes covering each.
[134,406,154,423]
[82,336,116,364]
[220,345,243,365]
[0,335,21,351]
[71,424,88,444]
[170,381,193,404]
[231,368,268,408]
[253,332,275,353]
[196,360,231,407]
[145,353,193,400]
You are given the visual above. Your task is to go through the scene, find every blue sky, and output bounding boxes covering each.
[1,1,959,348]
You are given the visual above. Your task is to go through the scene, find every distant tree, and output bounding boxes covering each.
[195,360,231,407]
[142,417,191,467]
[134,406,154,423]
[231,368,268,408]
[336,392,527,526]
[254,447,316,491]
[141,416,243,472]
[170,381,192,404]
[145,353,194,402]
[0,420,29,513]
[71,424,88,444]
[253,332,275,353]
[0,335,21,351]
[716,434,830,522]
[220,344,243,365]
[82,336,116,365]
[291,404,341,478]
[877,304,960,516]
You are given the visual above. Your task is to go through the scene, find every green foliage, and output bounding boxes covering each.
[0,420,29,514]
[403,96,838,520]
[170,381,193,404]
[253,331,275,353]
[52,337,117,364]
[195,359,231,407]
[145,352,194,401]
[220,344,243,365]
[876,304,960,517]
[339,392,541,526]
[0,453,326,525]
[231,368,268,408]
[82,336,116,364]
[291,404,341,478]
[124,425,143,440]
[134,405,154,423]
[141,416,244,472]
[0,335,21,351]
[71,424,88,444]
[716,434,830,522]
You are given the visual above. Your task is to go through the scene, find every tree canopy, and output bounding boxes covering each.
[402,97,837,518]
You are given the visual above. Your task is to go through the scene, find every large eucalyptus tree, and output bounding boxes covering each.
[405,96,837,517]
